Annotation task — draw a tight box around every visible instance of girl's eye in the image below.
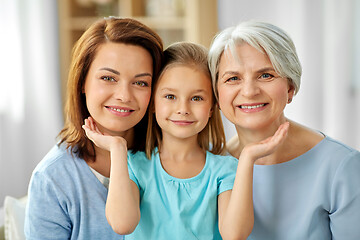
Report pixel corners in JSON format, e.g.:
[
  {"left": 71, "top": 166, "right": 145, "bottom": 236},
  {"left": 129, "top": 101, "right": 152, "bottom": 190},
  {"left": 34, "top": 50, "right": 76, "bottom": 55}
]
[
  {"left": 101, "top": 76, "right": 116, "bottom": 82},
  {"left": 191, "top": 96, "right": 203, "bottom": 101},
  {"left": 165, "top": 94, "right": 175, "bottom": 100},
  {"left": 259, "top": 73, "right": 274, "bottom": 81},
  {"left": 134, "top": 81, "right": 149, "bottom": 87}
]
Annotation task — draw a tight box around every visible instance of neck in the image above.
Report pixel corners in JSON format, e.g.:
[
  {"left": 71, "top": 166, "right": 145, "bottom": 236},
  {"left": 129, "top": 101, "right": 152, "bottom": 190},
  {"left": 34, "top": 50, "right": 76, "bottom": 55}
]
[
  {"left": 235, "top": 118, "right": 291, "bottom": 165},
  {"left": 236, "top": 116, "right": 288, "bottom": 147},
  {"left": 160, "top": 134, "right": 203, "bottom": 162},
  {"left": 159, "top": 133, "right": 206, "bottom": 179},
  {"left": 88, "top": 128, "right": 135, "bottom": 177}
]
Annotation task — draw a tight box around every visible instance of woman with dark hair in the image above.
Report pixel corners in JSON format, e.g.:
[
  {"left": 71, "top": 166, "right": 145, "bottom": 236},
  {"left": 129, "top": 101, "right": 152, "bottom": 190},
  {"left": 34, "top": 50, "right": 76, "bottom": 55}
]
[{"left": 25, "top": 17, "right": 163, "bottom": 239}]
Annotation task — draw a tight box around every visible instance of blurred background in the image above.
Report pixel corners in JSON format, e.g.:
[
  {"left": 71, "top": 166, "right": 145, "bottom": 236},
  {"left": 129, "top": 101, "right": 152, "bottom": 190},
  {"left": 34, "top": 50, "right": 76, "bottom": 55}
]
[{"left": 0, "top": 0, "right": 359, "bottom": 216}]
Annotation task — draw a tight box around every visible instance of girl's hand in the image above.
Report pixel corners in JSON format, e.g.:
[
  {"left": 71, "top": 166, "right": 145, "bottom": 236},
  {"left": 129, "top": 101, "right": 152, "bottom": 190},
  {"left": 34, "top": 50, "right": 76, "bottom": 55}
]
[
  {"left": 241, "top": 122, "right": 290, "bottom": 162},
  {"left": 82, "top": 117, "right": 127, "bottom": 152}
]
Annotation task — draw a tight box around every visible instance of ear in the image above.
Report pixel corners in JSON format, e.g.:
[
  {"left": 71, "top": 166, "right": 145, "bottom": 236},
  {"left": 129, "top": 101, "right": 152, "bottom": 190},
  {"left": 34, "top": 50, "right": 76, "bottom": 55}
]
[
  {"left": 287, "top": 84, "right": 295, "bottom": 104},
  {"left": 209, "top": 108, "right": 213, "bottom": 117},
  {"left": 207, "top": 104, "right": 214, "bottom": 118}
]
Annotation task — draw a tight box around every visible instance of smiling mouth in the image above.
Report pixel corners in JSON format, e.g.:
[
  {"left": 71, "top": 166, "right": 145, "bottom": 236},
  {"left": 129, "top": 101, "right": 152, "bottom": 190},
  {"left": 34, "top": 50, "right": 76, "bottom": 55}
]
[
  {"left": 107, "top": 106, "right": 134, "bottom": 113},
  {"left": 170, "top": 120, "right": 195, "bottom": 125},
  {"left": 239, "top": 103, "right": 267, "bottom": 109}
]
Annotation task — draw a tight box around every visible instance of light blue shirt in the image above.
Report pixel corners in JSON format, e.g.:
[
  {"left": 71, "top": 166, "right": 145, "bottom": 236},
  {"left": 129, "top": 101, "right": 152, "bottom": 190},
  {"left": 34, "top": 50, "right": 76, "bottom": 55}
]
[
  {"left": 248, "top": 136, "right": 360, "bottom": 240},
  {"left": 126, "top": 150, "right": 238, "bottom": 240},
  {"left": 25, "top": 144, "right": 124, "bottom": 240}
]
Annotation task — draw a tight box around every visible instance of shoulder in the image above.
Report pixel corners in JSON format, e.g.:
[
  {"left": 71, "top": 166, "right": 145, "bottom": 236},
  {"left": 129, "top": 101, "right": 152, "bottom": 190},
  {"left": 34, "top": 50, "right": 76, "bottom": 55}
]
[
  {"left": 320, "top": 137, "right": 360, "bottom": 162},
  {"left": 316, "top": 136, "right": 358, "bottom": 155},
  {"left": 127, "top": 150, "right": 153, "bottom": 174},
  {"left": 128, "top": 150, "right": 150, "bottom": 165},
  {"left": 34, "top": 144, "right": 75, "bottom": 173},
  {"left": 28, "top": 144, "right": 89, "bottom": 200},
  {"left": 31, "top": 144, "right": 86, "bottom": 185},
  {"left": 304, "top": 136, "right": 360, "bottom": 179},
  {"left": 206, "top": 151, "right": 238, "bottom": 170},
  {"left": 225, "top": 135, "right": 240, "bottom": 158}
]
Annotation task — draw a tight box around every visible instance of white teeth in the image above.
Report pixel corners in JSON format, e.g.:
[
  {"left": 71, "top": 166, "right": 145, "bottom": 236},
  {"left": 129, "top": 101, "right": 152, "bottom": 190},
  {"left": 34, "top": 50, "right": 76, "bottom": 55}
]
[
  {"left": 240, "top": 104, "right": 265, "bottom": 109},
  {"left": 109, "top": 107, "right": 131, "bottom": 112}
]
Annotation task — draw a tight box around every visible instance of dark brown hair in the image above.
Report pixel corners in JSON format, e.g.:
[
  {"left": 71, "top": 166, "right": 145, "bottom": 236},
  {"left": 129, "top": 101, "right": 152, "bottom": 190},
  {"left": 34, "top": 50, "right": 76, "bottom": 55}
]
[{"left": 58, "top": 17, "right": 163, "bottom": 161}]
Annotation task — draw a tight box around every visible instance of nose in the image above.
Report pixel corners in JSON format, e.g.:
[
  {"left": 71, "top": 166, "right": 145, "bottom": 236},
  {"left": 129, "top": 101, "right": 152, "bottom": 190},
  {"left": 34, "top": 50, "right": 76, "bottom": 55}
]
[
  {"left": 114, "top": 82, "right": 132, "bottom": 102},
  {"left": 177, "top": 100, "right": 190, "bottom": 115},
  {"left": 241, "top": 79, "right": 260, "bottom": 97}
]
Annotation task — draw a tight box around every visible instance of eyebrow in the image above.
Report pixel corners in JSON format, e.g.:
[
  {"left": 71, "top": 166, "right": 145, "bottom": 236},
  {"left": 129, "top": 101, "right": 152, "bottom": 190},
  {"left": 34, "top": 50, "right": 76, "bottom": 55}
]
[
  {"left": 255, "top": 67, "right": 276, "bottom": 73},
  {"left": 135, "top": 73, "right": 152, "bottom": 78},
  {"left": 99, "top": 67, "right": 120, "bottom": 75},
  {"left": 99, "top": 68, "right": 152, "bottom": 78},
  {"left": 220, "top": 67, "right": 276, "bottom": 79},
  {"left": 220, "top": 71, "right": 239, "bottom": 79},
  {"left": 160, "top": 87, "right": 207, "bottom": 93}
]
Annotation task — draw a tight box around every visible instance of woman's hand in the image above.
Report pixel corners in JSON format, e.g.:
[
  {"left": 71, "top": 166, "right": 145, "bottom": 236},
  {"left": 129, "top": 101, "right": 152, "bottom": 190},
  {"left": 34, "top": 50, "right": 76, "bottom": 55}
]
[
  {"left": 218, "top": 122, "right": 290, "bottom": 239},
  {"left": 82, "top": 117, "right": 127, "bottom": 152},
  {"left": 241, "top": 122, "right": 290, "bottom": 162}
]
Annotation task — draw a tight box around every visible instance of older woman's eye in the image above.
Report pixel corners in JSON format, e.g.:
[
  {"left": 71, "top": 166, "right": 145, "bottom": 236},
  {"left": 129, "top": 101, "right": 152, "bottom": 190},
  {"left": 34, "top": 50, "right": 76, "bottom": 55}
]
[
  {"left": 225, "top": 76, "right": 239, "bottom": 83},
  {"left": 259, "top": 73, "right": 274, "bottom": 80}
]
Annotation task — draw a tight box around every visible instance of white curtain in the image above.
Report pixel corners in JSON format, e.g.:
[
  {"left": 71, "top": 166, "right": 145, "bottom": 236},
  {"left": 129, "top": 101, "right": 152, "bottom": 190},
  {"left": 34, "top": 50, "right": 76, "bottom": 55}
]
[
  {"left": 0, "top": 0, "right": 63, "bottom": 204},
  {"left": 218, "top": 0, "right": 360, "bottom": 150}
]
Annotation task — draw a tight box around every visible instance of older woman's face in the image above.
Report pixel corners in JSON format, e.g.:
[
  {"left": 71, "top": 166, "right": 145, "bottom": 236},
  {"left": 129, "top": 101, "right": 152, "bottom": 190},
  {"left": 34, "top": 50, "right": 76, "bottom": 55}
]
[{"left": 217, "top": 43, "right": 294, "bottom": 131}]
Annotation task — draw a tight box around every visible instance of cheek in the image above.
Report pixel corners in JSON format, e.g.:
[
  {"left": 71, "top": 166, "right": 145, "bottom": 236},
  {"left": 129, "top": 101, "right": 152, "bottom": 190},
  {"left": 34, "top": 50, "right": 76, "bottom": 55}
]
[
  {"left": 84, "top": 84, "right": 106, "bottom": 109},
  {"left": 217, "top": 86, "right": 233, "bottom": 109},
  {"left": 154, "top": 98, "right": 167, "bottom": 119},
  {"left": 272, "top": 84, "right": 290, "bottom": 103},
  {"left": 137, "top": 90, "right": 152, "bottom": 109},
  {"left": 84, "top": 79, "right": 106, "bottom": 98}
]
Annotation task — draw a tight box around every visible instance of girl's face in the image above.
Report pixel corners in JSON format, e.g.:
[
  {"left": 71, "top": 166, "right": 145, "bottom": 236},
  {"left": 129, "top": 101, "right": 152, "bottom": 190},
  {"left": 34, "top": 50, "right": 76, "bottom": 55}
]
[
  {"left": 154, "top": 65, "right": 213, "bottom": 141},
  {"left": 217, "top": 43, "right": 294, "bottom": 132},
  {"left": 84, "top": 42, "right": 153, "bottom": 136}
]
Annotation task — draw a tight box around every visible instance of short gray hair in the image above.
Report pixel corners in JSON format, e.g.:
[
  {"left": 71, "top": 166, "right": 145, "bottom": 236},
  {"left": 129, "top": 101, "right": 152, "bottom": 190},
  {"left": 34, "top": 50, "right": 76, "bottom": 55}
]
[{"left": 208, "top": 21, "right": 302, "bottom": 99}]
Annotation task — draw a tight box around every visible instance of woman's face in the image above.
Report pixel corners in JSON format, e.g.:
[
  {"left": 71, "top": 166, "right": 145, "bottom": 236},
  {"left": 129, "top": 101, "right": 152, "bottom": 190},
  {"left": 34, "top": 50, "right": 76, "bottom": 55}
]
[
  {"left": 217, "top": 43, "right": 294, "bottom": 131},
  {"left": 84, "top": 42, "right": 153, "bottom": 136}
]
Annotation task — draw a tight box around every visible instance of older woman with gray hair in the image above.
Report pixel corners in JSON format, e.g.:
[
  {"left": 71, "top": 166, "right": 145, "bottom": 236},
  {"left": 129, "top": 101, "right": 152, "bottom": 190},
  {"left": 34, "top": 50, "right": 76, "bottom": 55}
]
[{"left": 208, "top": 21, "right": 360, "bottom": 240}]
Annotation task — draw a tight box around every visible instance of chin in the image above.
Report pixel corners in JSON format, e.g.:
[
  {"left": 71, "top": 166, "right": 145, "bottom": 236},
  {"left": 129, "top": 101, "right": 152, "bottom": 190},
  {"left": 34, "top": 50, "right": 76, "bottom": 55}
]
[{"left": 235, "top": 121, "right": 271, "bottom": 131}]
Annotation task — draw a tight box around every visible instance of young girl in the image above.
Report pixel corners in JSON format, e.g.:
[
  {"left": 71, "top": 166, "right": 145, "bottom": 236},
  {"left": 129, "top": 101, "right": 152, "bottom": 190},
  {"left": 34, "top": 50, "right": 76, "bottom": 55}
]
[{"left": 83, "top": 42, "right": 289, "bottom": 239}]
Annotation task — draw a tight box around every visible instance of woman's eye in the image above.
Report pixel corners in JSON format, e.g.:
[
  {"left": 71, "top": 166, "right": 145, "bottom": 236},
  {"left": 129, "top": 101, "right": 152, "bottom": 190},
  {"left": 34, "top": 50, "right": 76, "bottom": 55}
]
[
  {"left": 259, "top": 73, "right": 274, "bottom": 80},
  {"left": 191, "top": 96, "right": 203, "bottom": 101},
  {"left": 165, "top": 94, "right": 175, "bottom": 100},
  {"left": 134, "top": 81, "right": 149, "bottom": 87},
  {"left": 225, "top": 76, "right": 239, "bottom": 83},
  {"left": 101, "top": 76, "right": 116, "bottom": 82}
]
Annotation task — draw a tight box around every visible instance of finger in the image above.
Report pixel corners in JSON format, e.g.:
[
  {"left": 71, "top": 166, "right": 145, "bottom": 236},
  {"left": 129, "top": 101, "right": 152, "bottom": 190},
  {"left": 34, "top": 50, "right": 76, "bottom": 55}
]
[
  {"left": 94, "top": 122, "right": 102, "bottom": 135},
  {"left": 270, "top": 122, "right": 289, "bottom": 145},
  {"left": 89, "top": 117, "right": 94, "bottom": 129},
  {"left": 84, "top": 118, "right": 89, "bottom": 128},
  {"left": 82, "top": 125, "right": 93, "bottom": 140}
]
